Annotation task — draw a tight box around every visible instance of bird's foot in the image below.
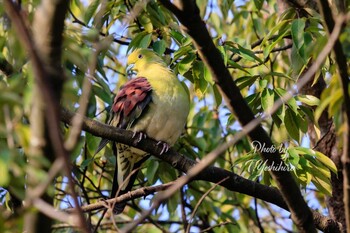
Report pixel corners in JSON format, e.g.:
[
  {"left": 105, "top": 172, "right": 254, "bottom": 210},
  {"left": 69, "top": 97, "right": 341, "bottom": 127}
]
[
  {"left": 157, "top": 141, "right": 170, "bottom": 155},
  {"left": 132, "top": 131, "right": 147, "bottom": 144}
]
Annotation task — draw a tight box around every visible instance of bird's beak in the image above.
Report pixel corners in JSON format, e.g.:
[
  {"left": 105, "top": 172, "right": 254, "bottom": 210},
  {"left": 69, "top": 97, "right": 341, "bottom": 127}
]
[{"left": 126, "top": 64, "right": 136, "bottom": 77}]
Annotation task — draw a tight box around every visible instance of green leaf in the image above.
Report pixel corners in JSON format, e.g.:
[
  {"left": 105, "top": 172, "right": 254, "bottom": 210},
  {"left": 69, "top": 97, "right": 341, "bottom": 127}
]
[
  {"left": 170, "top": 29, "right": 185, "bottom": 45},
  {"left": 139, "top": 14, "right": 153, "bottom": 33},
  {"left": 139, "top": 33, "right": 152, "bottom": 48},
  {"left": 294, "top": 147, "right": 312, "bottom": 155},
  {"left": 314, "top": 91, "right": 335, "bottom": 123},
  {"left": 80, "top": 158, "right": 94, "bottom": 170},
  {"left": 312, "top": 175, "right": 332, "bottom": 196},
  {"left": 269, "top": 72, "right": 294, "bottom": 81},
  {"left": 259, "top": 79, "right": 268, "bottom": 89},
  {"left": 253, "top": 0, "right": 264, "bottom": 11},
  {"left": 153, "top": 40, "right": 166, "bottom": 55},
  {"left": 173, "top": 46, "right": 193, "bottom": 62},
  {"left": 296, "top": 95, "right": 320, "bottom": 106},
  {"left": 261, "top": 20, "right": 290, "bottom": 46},
  {"left": 84, "top": 0, "right": 100, "bottom": 24},
  {"left": 86, "top": 133, "right": 99, "bottom": 155},
  {"left": 146, "top": 160, "right": 159, "bottom": 184},
  {"left": 177, "top": 53, "right": 196, "bottom": 75},
  {"left": 314, "top": 151, "right": 337, "bottom": 174},
  {"left": 261, "top": 88, "right": 274, "bottom": 113},
  {"left": 227, "top": 59, "right": 250, "bottom": 74},
  {"left": 192, "top": 61, "right": 213, "bottom": 84},
  {"left": 236, "top": 44, "right": 263, "bottom": 63},
  {"left": 291, "top": 19, "right": 305, "bottom": 50},
  {"left": 235, "top": 75, "right": 259, "bottom": 90},
  {"left": 274, "top": 88, "right": 299, "bottom": 113},
  {"left": 127, "top": 31, "right": 150, "bottom": 53},
  {"left": 212, "top": 84, "right": 223, "bottom": 107},
  {"left": 193, "top": 72, "right": 208, "bottom": 98},
  {"left": 217, "top": 45, "right": 228, "bottom": 66},
  {"left": 284, "top": 107, "right": 300, "bottom": 142},
  {"left": 0, "top": 92, "right": 21, "bottom": 106},
  {"left": 279, "top": 7, "right": 296, "bottom": 22},
  {"left": 234, "top": 152, "right": 259, "bottom": 166},
  {"left": 306, "top": 156, "right": 331, "bottom": 179},
  {"left": 296, "top": 113, "right": 308, "bottom": 133},
  {"left": 275, "top": 98, "right": 285, "bottom": 122},
  {"left": 286, "top": 148, "right": 300, "bottom": 167},
  {"left": 92, "top": 83, "right": 112, "bottom": 104},
  {"left": 0, "top": 150, "right": 10, "bottom": 186},
  {"left": 296, "top": 157, "right": 313, "bottom": 185},
  {"left": 167, "top": 193, "right": 179, "bottom": 214}
]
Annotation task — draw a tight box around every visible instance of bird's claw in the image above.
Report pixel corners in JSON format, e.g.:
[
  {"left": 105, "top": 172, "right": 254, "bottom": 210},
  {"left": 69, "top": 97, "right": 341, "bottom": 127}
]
[
  {"left": 132, "top": 131, "right": 146, "bottom": 144},
  {"left": 157, "top": 141, "right": 170, "bottom": 155}
]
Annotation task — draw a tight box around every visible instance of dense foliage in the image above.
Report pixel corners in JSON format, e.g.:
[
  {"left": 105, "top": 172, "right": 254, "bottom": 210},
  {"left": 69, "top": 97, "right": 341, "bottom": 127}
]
[{"left": 0, "top": 0, "right": 349, "bottom": 232}]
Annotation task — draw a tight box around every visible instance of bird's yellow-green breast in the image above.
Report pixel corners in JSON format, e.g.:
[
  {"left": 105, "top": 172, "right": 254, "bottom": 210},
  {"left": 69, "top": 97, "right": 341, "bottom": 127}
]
[{"left": 127, "top": 49, "right": 190, "bottom": 145}]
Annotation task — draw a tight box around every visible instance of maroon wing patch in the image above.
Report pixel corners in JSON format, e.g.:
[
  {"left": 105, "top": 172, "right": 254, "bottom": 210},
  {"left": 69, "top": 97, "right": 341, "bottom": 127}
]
[{"left": 111, "top": 77, "right": 152, "bottom": 129}]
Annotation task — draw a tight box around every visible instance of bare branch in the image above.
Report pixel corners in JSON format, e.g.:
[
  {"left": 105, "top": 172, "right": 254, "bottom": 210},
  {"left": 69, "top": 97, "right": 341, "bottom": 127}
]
[
  {"left": 185, "top": 177, "right": 229, "bottom": 233},
  {"left": 66, "top": 181, "right": 175, "bottom": 213},
  {"left": 32, "top": 198, "right": 80, "bottom": 227}
]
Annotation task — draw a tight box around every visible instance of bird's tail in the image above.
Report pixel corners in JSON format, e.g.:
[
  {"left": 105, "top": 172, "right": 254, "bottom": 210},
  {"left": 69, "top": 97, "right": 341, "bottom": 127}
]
[
  {"left": 110, "top": 162, "right": 137, "bottom": 214},
  {"left": 113, "top": 204, "right": 126, "bottom": 214},
  {"left": 110, "top": 143, "right": 150, "bottom": 214}
]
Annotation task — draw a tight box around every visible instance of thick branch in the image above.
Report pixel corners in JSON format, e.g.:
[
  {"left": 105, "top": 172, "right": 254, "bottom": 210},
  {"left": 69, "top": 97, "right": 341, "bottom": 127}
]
[
  {"left": 316, "top": 1, "right": 350, "bottom": 231},
  {"left": 159, "top": 1, "right": 316, "bottom": 232},
  {"left": 60, "top": 108, "right": 341, "bottom": 233}
]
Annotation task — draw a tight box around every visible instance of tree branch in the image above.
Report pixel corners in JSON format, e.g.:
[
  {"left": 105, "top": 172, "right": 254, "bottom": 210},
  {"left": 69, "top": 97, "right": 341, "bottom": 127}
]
[
  {"left": 3, "top": 1, "right": 89, "bottom": 232},
  {"left": 159, "top": 0, "right": 316, "bottom": 232},
  {"left": 66, "top": 181, "right": 175, "bottom": 213},
  {"left": 316, "top": 2, "right": 350, "bottom": 231},
  {"left": 60, "top": 108, "right": 341, "bottom": 233}
]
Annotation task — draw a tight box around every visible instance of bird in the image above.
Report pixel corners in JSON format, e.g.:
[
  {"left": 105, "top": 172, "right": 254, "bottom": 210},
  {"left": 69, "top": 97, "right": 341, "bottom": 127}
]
[{"left": 96, "top": 48, "right": 190, "bottom": 214}]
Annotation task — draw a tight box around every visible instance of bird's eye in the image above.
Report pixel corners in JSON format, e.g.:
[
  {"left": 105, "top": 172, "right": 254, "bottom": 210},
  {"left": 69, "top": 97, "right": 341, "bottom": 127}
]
[{"left": 138, "top": 54, "right": 143, "bottom": 59}]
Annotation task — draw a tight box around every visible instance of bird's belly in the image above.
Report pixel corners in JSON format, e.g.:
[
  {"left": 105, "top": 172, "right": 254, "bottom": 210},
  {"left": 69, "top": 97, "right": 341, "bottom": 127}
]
[{"left": 132, "top": 102, "right": 186, "bottom": 145}]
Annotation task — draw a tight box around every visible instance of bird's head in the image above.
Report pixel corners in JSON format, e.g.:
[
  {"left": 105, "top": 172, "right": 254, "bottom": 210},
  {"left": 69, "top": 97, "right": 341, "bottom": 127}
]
[{"left": 127, "top": 49, "right": 166, "bottom": 74}]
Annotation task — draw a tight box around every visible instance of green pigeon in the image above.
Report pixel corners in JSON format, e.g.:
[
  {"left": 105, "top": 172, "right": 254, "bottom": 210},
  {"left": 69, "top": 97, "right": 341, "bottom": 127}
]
[{"left": 96, "top": 49, "right": 190, "bottom": 214}]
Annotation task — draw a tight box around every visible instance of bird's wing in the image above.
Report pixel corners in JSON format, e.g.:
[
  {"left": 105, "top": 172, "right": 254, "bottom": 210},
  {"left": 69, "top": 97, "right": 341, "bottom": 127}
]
[
  {"left": 95, "top": 77, "right": 153, "bottom": 214},
  {"left": 110, "top": 77, "right": 152, "bottom": 129},
  {"left": 95, "top": 77, "right": 152, "bottom": 154}
]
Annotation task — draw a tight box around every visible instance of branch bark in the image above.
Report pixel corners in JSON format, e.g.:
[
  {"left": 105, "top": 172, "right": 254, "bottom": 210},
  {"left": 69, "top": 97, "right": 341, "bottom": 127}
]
[
  {"left": 159, "top": 1, "right": 316, "bottom": 232},
  {"left": 316, "top": 1, "right": 350, "bottom": 232},
  {"left": 278, "top": 0, "right": 346, "bottom": 230},
  {"left": 60, "top": 108, "right": 341, "bottom": 233},
  {"left": 66, "top": 181, "right": 175, "bottom": 213}
]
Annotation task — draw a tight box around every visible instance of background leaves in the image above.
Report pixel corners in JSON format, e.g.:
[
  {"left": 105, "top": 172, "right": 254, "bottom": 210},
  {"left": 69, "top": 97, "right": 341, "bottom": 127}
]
[{"left": 0, "top": 0, "right": 348, "bottom": 232}]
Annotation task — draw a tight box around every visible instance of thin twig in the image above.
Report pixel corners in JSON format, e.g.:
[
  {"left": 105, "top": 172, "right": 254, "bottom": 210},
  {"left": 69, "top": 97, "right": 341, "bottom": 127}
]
[
  {"left": 32, "top": 198, "right": 79, "bottom": 226},
  {"left": 65, "top": 181, "right": 175, "bottom": 213},
  {"left": 185, "top": 177, "right": 229, "bottom": 233}
]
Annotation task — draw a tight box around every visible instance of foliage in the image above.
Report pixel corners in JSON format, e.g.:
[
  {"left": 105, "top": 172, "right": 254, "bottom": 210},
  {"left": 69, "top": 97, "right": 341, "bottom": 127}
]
[{"left": 0, "top": 0, "right": 348, "bottom": 232}]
